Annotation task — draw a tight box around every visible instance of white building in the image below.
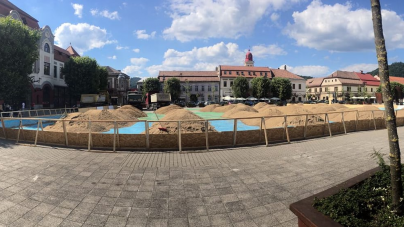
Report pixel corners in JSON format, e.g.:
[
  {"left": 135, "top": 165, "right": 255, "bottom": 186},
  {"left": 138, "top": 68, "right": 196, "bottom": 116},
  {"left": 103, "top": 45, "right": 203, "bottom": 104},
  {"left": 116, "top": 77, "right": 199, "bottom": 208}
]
[{"left": 158, "top": 71, "right": 220, "bottom": 102}]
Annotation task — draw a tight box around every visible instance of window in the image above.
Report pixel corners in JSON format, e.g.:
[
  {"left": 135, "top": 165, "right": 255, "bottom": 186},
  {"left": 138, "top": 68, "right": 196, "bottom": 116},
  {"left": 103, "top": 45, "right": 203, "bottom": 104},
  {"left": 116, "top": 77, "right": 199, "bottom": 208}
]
[
  {"left": 195, "top": 85, "right": 198, "bottom": 91},
  {"left": 59, "top": 63, "right": 64, "bottom": 79},
  {"left": 299, "top": 84, "right": 301, "bottom": 89},
  {"left": 320, "top": 88, "right": 322, "bottom": 92},
  {"left": 371, "top": 88, "right": 373, "bottom": 92},
  {"left": 202, "top": 86, "right": 205, "bottom": 91},
  {"left": 182, "top": 86, "right": 185, "bottom": 92},
  {"left": 241, "top": 72, "right": 244, "bottom": 75},
  {"left": 229, "top": 71, "right": 232, "bottom": 75},
  {"left": 309, "top": 88, "right": 311, "bottom": 92},
  {"left": 358, "top": 87, "right": 362, "bottom": 92},
  {"left": 334, "top": 87, "right": 338, "bottom": 92},
  {"left": 347, "top": 86, "right": 351, "bottom": 92},
  {"left": 230, "top": 81, "right": 234, "bottom": 87},
  {"left": 325, "top": 87, "right": 328, "bottom": 92},
  {"left": 292, "top": 84, "right": 295, "bottom": 89},
  {"left": 237, "top": 72, "right": 239, "bottom": 75},
  {"left": 248, "top": 72, "right": 251, "bottom": 75},
  {"left": 215, "top": 85, "right": 218, "bottom": 91},
  {"left": 260, "top": 72, "right": 262, "bottom": 76},
  {"left": 315, "top": 88, "right": 317, "bottom": 92},
  {"left": 22, "top": 17, "right": 27, "bottom": 25},
  {"left": 253, "top": 72, "right": 256, "bottom": 76},
  {"left": 53, "top": 65, "right": 57, "bottom": 78},
  {"left": 190, "top": 85, "right": 192, "bottom": 91},
  {"left": 265, "top": 72, "right": 267, "bottom": 76},
  {"left": 208, "top": 86, "right": 211, "bottom": 92},
  {"left": 224, "top": 71, "right": 227, "bottom": 75},
  {"left": 44, "top": 43, "right": 50, "bottom": 53},
  {"left": 224, "top": 81, "right": 227, "bottom": 87},
  {"left": 44, "top": 62, "right": 50, "bottom": 75}
]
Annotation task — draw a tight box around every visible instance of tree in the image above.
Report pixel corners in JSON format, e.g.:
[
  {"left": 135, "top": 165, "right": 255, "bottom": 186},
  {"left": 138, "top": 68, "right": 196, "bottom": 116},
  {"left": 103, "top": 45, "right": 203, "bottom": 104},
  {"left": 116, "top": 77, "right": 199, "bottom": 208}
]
[
  {"left": 368, "top": 62, "right": 404, "bottom": 77},
  {"left": 251, "top": 77, "right": 270, "bottom": 99},
  {"left": 163, "top": 77, "right": 181, "bottom": 101},
  {"left": 0, "top": 16, "right": 40, "bottom": 108},
  {"left": 143, "top": 78, "right": 160, "bottom": 96},
  {"left": 63, "top": 56, "right": 100, "bottom": 101},
  {"left": 98, "top": 66, "right": 108, "bottom": 90},
  {"left": 232, "top": 76, "right": 249, "bottom": 98},
  {"left": 270, "top": 77, "right": 292, "bottom": 101},
  {"left": 211, "top": 83, "right": 217, "bottom": 102},
  {"left": 184, "top": 79, "right": 191, "bottom": 102},
  {"left": 377, "top": 82, "right": 404, "bottom": 102},
  {"left": 371, "top": 0, "right": 403, "bottom": 215}
]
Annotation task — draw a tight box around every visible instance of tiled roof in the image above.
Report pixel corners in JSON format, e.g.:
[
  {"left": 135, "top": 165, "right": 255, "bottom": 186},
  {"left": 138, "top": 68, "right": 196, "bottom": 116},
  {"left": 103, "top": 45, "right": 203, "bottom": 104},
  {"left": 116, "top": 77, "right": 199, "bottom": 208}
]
[
  {"left": 306, "top": 77, "right": 324, "bottom": 87},
  {"left": 326, "top": 70, "right": 360, "bottom": 80},
  {"left": 53, "top": 45, "right": 71, "bottom": 63},
  {"left": 0, "top": 0, "right": 39, "bottom": 29},
  {"left": 271, "top": 69, "right": 304, "bottom": 80},
  {"left": 158, "top": 76, "right": 219, "bottom": 82},
  {"left": 104, "top": 66, "right": 124, "bottom": 76},
  {"left": 390, "top": 76, "right": 404, "bottom": 85},
  {"left": 338, "top": 78, "right": 364, "bottom": 85},
  {"left": 158, "top": 71, "right": 217, "bottom": 77},
  {"left": 355, "top": 72, "right": 380, "bottom": 86},
  {"left": 66, "top": 46, "right": 80, "bottom": 57},
  {"left": 220, "top": 65, "right": 271, "bottom": 72}
]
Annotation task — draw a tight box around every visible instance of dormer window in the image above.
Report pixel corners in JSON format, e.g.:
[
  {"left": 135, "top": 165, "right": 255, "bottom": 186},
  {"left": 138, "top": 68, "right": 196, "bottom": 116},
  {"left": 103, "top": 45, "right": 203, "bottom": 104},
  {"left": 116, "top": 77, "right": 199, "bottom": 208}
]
[{"left": 44, "top": 43, "right": 50, "bottom": 53}]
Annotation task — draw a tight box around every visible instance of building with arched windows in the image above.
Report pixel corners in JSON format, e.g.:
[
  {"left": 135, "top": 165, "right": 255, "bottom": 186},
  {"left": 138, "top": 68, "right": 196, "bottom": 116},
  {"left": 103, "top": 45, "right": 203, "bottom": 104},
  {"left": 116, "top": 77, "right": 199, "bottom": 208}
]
[{"left": 0, "top": 0, "right": 80, "bottom": 109}]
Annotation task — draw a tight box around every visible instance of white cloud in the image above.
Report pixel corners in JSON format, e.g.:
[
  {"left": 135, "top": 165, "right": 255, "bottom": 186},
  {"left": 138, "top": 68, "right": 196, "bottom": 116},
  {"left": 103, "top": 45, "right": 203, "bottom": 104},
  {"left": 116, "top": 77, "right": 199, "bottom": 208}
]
[
  {"left": 284, "top": 0, "right": 404, "bottom": 51},
  {"left": 251, "top": 44, "right": 287, "bottom": 58},
  {"left": 132, "top": 48, "right": 140, "bottom": 53},
  {"left": 146, "top": 42, "right": 245, "bottom": 76},
  {"left": 116, "top": 45, "right": 129, "bottom": 50},
  {"left": 163, "top": 0, "right": 304, "bottom": 42},
  {"left": 90, "top": 9, "right": 120, "bottom": 20},
  {"left": 135, "top": 30, "right": 156, "bottom": 39},
  {"left": 280, "top": 64, "right": 330, "bottom": 77},
  {"left": 71, "top": 3, "right": 83, "bottom": 18},
  {"left": 340, "top": 63, "right": 378, "bottom": 73},
  {"left": 108, "top": 55, "right": 117, "bottom": 60},
  {"left": 130, "top": 57, "right": 149, "bottom": 65},
  {"left": 270, "top": 13, "right": 280, "bottom": 22},
  {"left": 122, "top": 65, "right": 143, "bottom": 76},
  {"left": 54, "top": 23, "right": 117, "bottom": 55}
]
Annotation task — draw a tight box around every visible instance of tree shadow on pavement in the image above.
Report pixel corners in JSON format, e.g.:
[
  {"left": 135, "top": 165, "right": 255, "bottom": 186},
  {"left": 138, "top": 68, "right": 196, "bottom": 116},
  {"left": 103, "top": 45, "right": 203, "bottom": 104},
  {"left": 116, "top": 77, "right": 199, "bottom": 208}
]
[{"left": 0, "top": 139, "right": 15, "bottom": 148}]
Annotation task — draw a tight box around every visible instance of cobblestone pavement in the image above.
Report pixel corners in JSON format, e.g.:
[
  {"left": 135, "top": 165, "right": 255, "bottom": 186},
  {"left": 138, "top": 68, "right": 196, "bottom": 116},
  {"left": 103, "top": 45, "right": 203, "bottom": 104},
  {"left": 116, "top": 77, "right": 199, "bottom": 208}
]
[{"left": 0, "top": 128, "right": 401, "bottom": 227}]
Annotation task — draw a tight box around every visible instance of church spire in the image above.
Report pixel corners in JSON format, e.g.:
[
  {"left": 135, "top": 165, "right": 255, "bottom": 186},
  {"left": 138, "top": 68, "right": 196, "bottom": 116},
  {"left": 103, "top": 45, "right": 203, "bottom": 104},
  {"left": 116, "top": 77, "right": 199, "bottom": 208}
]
[{"left": 244, "top": 49, "right": 254, "bottom": 67}]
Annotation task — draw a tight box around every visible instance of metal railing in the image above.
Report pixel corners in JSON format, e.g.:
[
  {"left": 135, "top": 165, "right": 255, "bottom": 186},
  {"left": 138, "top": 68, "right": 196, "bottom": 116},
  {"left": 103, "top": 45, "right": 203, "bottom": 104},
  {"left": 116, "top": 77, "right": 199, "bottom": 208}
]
[{"left": 0, "top": 108, "right": 398, "bottom": 152}]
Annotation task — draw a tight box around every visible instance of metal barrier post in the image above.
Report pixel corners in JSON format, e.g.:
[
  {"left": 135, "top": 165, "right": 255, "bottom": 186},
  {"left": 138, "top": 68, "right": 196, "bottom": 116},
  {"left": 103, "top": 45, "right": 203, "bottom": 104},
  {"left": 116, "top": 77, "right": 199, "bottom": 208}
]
[
  {"left": 262, "top": 117, "right": 268, "bottom": 146},
  {"left": 355, "top": 110, "right": 359, "bottom": 131},
  {"left": 117, "top": 122, "right": 120, "bottom": 148},
  {"left": 178, "top": 121, "right": 182, "bottom": 152},
  {"left": 88, "top": 121, "right": 92, "bottom": 151},
  {"left": 233, "top": 119, "right": 237, "bottom": 146},
  {"left": 62, "top": 120, "right": 68, "bottom": 146},
  {"left": 259, "top": 117, "right": 263, "bottom": 141},
  {"left": 114, "top": 121, "right": 118, "bottom": 152},
  {"left": 304, "top": 114, "right": 308, "bottom": 139},
  {"left": 326, "top": 113, "right": 332, "bottom": 137},
  {"left": 205, "top": 120, "right": 209, "bottom": 151},
  {"left": 145, "top": 121, "right": 149, "bottom": 150},
  {"left": 16, "top": 119, "right": 22, "bottom": 143},
  {"left": 342, "top": 112, "right": 347, "bottom": 134},
  {"left": 284, "top": 116, "right": 290, "bottom": 143}
]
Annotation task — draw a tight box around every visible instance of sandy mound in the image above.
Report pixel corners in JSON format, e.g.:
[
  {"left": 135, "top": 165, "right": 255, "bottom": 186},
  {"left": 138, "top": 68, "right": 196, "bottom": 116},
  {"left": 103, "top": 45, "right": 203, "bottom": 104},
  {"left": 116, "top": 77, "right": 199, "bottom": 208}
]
[
  {"left": 212, "top": 104, "right": 236, "bottom": 113},
  {"left": 253, "top": 102, "right": 268, "bottom": 110},
  {"left": 155, "top": 104, "right": 183, "bottom": 114},
  {"left": 148, "top": 109, "right": 216, "bottom": 134},
  {"left": 222, "top": 103, "right": 258, "bottom": 118},
  {"left": 46, "top": 108, "right": 144, "bottom": 132},
  {"left": 200, "top": 104, "right": 220, "bottom": 112}
]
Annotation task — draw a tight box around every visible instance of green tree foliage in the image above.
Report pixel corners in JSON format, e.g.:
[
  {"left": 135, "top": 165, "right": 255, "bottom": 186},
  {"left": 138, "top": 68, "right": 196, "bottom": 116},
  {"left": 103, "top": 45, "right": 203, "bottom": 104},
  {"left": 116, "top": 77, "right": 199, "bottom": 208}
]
[
  {"left": 368, "top": 62, "right": 404, "bottom": 77},
  {"left": 376, "top": 82, "right": 404, "bottom": 101},
  {"left": 251, "top": 77, "right": 270, "bottom": 99},
  {"left": 98, "top": 66, "right": 108, "bottom": 90},
  {"left": 232, "top": 76, "right": 249, "bottom": 98},
  {"left": 270, "top": 77, "right": 292, "bottom": 100},
  {"left": 163, "top": 77, "right": 181, "bottom": 101},
  {"left": 63, "top": 56, "right": 100, "bottom": 101},
  {"left": 0, "top": 16, "right": 40, "bottom": 107},
  {"left": 143, "top": 78, "right": 160, "bottom": 95},
  {"left": 299, "top": 75, "right": 314, "bottom": 80}
]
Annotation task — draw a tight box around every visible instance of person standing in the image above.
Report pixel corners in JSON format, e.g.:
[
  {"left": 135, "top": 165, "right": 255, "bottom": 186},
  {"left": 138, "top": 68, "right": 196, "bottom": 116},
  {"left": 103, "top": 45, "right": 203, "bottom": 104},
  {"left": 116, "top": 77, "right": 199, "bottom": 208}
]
[{"left": 22, "top": 102, "right": 25, "bottom": 110}]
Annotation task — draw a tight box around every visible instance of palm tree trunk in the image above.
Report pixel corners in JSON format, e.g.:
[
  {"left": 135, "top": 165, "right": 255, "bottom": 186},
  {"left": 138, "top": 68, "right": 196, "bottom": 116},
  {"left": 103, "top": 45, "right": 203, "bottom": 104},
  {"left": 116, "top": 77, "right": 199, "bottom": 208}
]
[{"left": 371, "top": 0, "right": 403, "bottom": 215}]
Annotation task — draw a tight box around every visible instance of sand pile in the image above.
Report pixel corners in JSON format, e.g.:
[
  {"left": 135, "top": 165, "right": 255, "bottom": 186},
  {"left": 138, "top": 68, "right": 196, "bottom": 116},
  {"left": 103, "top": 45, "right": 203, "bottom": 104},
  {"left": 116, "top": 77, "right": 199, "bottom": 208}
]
[
  {"left": 222, "top": 104, "right": 258, "bottom": 118},
  {"left": 212, "top": 104, "right": 236, "bottom": 113},
  {"left": 155, "top": 104, "right": 183, "bottom": 114},
  {"left": 253, "top": 102, "right": 269, "bottom": 110},
  {"left": 200, "top": 104, "right": 220, "bottom": 112},
  {"left": 148, "top": 109, "right": 216, "bottom": 134},
  {"left": 46, "top": 107, "right": 145, "bottom": 132}
]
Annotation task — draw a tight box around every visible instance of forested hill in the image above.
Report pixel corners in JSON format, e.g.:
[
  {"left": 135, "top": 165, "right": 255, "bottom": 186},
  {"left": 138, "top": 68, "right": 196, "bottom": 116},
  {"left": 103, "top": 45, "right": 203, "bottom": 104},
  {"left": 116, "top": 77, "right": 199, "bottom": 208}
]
[{"left": 367, "top": 62, "right": 404, "bottom": 77}]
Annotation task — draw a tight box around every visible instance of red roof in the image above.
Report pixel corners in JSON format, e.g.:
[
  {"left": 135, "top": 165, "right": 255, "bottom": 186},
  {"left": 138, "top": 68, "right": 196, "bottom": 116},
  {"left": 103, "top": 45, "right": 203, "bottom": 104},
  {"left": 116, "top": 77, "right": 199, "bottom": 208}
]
[
  {"left": 271, "top": 69, "right": 304, "bottom": 80},
  {"left": 355, "top": 72, "right": 380, "bottom": 86},
  {"left": 390, "top": 76, "right": 404, "bottom": 85},
  {"left": 306, "top": 77, "right": 324, "bottom": 87},
  {"left": 0, "top": 0, "right": 39, "bottom": 29},
  {"left": 66, "top": 46, "right": 80, "bottom": 57},
  {"left": 54, "top": 45, "right": 71, "bottom": 63},
  {"left": 326, "top": 71, "right": 360, "bottom": 80}
]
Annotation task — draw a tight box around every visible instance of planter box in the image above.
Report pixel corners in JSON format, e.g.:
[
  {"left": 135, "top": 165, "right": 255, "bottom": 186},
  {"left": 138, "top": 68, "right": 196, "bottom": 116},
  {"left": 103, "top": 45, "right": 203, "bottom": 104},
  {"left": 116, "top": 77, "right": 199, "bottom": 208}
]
[{"left": 289, "top": 167, "right": 380, "bottom": 227}]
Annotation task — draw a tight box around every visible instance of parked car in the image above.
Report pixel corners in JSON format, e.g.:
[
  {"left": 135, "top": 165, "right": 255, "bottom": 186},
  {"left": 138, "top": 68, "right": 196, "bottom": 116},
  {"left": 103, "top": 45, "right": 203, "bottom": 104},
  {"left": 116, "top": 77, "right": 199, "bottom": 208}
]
[
  {"left": 244, "top": 100, "right": 254, "bottom": 106},
  {"left": 317, "top": 100, "right": 327, "bottom": 104},
  {"left": 186, "top": 101, "right": 197, "bottom": 107},
  {"left": 338, "top": 100, "right": 346, "bottom": 104},
  {"left": 304, "top": 100, "right": 316, "bottom": 104},
  {"left": 204, "top": 101, "right": 216, "bottom": 106}
]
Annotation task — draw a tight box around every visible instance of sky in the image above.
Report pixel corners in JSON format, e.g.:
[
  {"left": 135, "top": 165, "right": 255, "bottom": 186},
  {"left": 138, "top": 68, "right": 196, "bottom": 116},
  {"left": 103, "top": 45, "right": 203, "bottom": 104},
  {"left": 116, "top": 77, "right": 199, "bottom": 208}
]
[{"left": 12, "top": 0, "right": 404, "bottom": 78}]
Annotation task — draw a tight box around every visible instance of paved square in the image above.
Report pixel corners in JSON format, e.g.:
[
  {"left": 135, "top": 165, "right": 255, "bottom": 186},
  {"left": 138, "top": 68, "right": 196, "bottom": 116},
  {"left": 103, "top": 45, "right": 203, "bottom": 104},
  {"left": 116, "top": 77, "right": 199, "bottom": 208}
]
[{"left": 0, "top": 127, "right": 401, "bottom": 226}]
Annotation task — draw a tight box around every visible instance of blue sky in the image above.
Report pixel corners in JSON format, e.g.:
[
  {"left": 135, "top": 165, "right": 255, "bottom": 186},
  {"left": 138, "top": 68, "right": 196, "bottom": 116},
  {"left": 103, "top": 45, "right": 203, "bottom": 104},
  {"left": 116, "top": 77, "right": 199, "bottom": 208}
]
[{"left": 12, "top": 0, "right": 404, "bottom": 78}]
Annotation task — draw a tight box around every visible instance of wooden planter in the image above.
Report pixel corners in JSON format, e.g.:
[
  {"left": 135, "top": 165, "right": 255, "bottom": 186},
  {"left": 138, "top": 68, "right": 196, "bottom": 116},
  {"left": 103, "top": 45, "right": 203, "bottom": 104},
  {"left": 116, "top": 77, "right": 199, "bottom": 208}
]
[{"left": 289, "top": 167, "right": 380, "bottom": 227}]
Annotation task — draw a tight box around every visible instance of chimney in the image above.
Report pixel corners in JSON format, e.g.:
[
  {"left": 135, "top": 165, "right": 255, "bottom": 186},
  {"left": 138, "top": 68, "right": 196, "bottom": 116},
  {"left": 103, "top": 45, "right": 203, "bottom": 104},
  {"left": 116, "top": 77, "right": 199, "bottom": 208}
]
[
  {"left": 360, "top": 70, "right": 363, "bottom": 74},
  {"left": 284, "top": 65, "right": 287, "bottom": 70}
]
